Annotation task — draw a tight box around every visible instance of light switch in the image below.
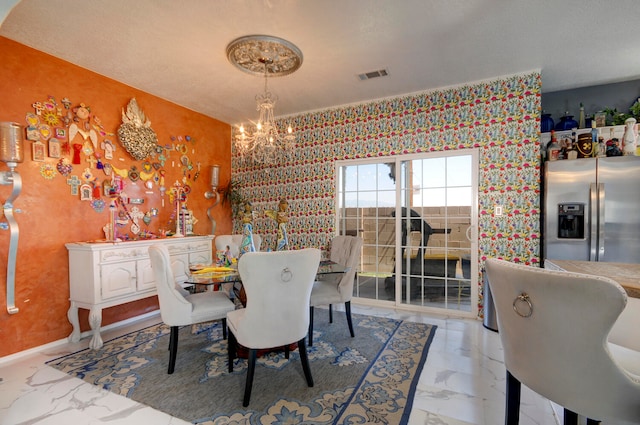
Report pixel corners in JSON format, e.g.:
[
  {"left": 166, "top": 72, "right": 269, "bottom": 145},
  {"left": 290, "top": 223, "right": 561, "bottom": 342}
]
[{"left": 495, "top": 205, "right": 503, "bottom": 216}]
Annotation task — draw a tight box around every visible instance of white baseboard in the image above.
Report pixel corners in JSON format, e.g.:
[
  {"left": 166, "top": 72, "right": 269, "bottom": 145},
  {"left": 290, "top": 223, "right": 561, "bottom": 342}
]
[{"left": 0, "top": 310, "right": 160, "bottom": 366}]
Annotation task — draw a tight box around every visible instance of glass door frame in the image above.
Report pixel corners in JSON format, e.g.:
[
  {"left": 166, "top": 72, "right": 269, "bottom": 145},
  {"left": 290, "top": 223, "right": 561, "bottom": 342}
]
[{"left": 335, "top": 149, "right": 479, "bottom": 318}]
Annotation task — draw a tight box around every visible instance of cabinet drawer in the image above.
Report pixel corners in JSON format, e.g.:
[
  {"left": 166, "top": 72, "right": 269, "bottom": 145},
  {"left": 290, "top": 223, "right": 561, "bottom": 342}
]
[
  {"left": 171, "top": 253, "right": 190, "bottom": 284},
  {"left": 136, "top": 259, "right": 156, "bottom": 292},
  {"left": 101, "top": 248, "right": 147, "bottom": 263},
  {"left": 189, "top": 250, "right": 211, "bottom": 265},
  {"left": 101, "top": 262, "right": 137, "bottom": 299}
]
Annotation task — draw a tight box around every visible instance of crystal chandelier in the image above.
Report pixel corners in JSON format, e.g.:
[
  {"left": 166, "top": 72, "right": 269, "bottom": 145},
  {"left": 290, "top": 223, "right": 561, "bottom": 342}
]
[
  {"left": 227, "top": 35, "right": 303, "bottom": 165},
  {"left": 234, "top": 60, "right": 296, "bottom": 164}
]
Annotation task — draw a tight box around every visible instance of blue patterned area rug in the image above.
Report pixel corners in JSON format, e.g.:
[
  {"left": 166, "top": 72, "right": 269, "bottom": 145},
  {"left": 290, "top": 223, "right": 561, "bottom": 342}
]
[{"left": 47, "top": 310, "right": 436, "bottom": 424}]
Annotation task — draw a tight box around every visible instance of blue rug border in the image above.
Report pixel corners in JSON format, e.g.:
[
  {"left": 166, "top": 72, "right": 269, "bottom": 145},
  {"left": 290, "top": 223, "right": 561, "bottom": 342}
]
[
  {"left": 331, "top": 320, "right": 438, "bottom": 425},
  {"left": 331, "top": 318, "right": 403, "bottom": 424},
  {"left": 400, "top": 323, "right": 437, "bottom": 424}
]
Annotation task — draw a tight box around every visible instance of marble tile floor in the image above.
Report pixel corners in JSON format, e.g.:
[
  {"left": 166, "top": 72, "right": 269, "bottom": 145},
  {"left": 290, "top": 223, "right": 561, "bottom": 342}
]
[{"left": 0, "top": 304, "right": 562, "bottom": 425}]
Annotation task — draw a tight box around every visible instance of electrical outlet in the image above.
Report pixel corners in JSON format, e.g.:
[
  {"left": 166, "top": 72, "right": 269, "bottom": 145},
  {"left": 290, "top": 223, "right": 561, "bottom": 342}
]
[{"left": 495, "top": 205, "right": 503, "bottom": 216}]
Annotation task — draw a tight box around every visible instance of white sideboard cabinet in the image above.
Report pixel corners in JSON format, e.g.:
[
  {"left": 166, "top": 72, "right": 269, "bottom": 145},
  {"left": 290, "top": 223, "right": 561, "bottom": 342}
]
[{"left": 66, "top": 235, "right": 213, "bottom": 349}]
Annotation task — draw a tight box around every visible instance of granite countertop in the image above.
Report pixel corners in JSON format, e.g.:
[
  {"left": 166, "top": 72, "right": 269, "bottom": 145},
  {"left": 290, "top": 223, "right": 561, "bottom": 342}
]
[{"left": 545, "top": 259, "right": 640, "bottom": 299}]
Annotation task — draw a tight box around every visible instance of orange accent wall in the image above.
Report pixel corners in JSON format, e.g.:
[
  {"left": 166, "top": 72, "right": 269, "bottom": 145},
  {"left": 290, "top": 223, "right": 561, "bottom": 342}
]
[{"left": 0, "top": 37, "right": 232, "bottom": 357}]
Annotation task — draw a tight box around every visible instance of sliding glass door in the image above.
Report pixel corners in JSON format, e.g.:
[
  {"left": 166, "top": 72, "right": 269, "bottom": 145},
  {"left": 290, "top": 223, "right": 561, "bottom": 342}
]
[{"left": 336, "top": 150, "right": 478, "bottom": 315}]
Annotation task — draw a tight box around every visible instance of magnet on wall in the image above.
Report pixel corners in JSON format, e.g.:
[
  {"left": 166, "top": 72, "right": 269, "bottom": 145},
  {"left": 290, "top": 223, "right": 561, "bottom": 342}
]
[
  {"left": 92, "top": 199, "right": 105, "bottom": 213},
  {"left": 128, "top": 165, "right": 140, "bottom": 182},
  {"left": 57, "top": 158, "right": 73, "bottom": 176}
]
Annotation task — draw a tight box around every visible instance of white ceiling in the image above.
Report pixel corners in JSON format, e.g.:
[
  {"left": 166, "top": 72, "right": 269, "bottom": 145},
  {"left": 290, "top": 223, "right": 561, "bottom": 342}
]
[{"left": 2, "top": 0, "right": 640, "bottom": 125}]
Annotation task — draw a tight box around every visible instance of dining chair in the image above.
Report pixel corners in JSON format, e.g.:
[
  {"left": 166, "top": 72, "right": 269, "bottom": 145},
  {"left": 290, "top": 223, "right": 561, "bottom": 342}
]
[
  {"left": 226, "top": 248, "right": 321, "bottom": 407},
  {"left": 149, "top": 245, "right": 236, "bottom": 374},
  {"left": 484, "top": 258, "right": 640, "bottom": 425},
  {"left": 308, "top": 235, "right": 363, "bottom": 346},
  {"left": 215, "top": 234, "right": 262, "bottom": 258}
]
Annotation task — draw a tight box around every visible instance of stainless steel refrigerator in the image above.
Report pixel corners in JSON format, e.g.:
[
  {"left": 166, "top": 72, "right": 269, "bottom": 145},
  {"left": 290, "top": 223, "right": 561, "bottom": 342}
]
[{"left": 543, "top": 156, "right": 640, "bottom": 263}]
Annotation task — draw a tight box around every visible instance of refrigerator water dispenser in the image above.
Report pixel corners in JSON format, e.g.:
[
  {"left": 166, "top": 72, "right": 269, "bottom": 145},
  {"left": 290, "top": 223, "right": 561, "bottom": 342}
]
[{"left": 557, "top": 203, "right": 585, "bottom": 239}]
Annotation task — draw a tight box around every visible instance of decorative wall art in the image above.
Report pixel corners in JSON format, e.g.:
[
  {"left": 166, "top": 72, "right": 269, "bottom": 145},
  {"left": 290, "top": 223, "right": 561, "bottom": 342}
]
[
  {"left": 39, "top": 163, "right": 57, "bottom": 180},
  {"left": 57, "top": 158, "right": 73, "bottom": 176},
  {"left": 21, "top": 93, "right": 205, "bottom": 241},
  {"left": 117, "top": 98, "right": 158, "bottom": 161},
  {"left": 48, "top": 139, "right": 61, "bottom": 158},
  {"left": 31, "top": 141, "right": 45, "bottom": 161},
  {"left": 25, "top": 113, "right": 40, "bottom": 140}
]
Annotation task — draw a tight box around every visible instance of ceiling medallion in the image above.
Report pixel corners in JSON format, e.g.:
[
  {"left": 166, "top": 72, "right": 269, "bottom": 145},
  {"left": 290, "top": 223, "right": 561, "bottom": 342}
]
[
  {"left": 227, "top": 35, "right": 302, "bottom": 165},
  {"left": 226, "top": 35, "right": 303, "bottom": 77}
]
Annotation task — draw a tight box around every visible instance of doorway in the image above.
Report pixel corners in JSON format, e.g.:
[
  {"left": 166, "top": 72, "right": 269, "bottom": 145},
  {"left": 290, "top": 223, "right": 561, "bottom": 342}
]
[{"left": 336, "top": 150, "right": 478, "bottom": 315}]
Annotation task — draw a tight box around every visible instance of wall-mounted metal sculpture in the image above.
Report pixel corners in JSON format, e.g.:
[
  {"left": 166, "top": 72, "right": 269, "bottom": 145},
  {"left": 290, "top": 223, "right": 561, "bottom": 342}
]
[{"left": 0, "top": 122, "right": 24, "bottom": 314}]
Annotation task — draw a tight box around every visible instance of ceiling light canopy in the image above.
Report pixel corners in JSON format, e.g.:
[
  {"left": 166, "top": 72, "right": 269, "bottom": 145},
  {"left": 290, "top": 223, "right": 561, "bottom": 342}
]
[{"left": 227, "top": 35, "right": 303, "bottom": 165}]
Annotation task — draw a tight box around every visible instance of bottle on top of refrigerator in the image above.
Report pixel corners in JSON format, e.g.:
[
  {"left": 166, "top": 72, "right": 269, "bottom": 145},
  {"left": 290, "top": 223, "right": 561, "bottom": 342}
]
[
  {"left": 546, "top": 130, "right": 561, "bottom": 161},
  {"left": 591, "top": 121, "right": 599, "bottom": 157},
  {"left": 578, "top": 103, "right": 585, "bottom": 128},
  {"left": 622, "top": 117, "right": 637, "bottom": 156}
]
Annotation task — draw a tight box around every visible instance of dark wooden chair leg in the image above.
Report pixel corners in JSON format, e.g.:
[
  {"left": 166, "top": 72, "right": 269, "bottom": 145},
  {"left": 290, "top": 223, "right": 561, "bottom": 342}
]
[
  {"left": 505, "top": 370, "right": 521, "bottom": 425},
  {"left": 329, "top": 304, "right": 333, "bottom": 323},
  {"left": 308, "top": 306, "right": 314, "bottom": 347},
  {"left": 168, "top": 326, "right": 179, "bottom": 374},
  {"left": 284, "top": 345, "right": 290, "bottom": 359},
  {"left": 221, "top": 318, "right": 227, "bottom": 340},
  {"left": 297, "top": 337, "right": 314, "bottom": 387},
  {"left": 345, "top": 301, "right": 355, "bottom": 337},
  {"left": 168, "top": 326, "right": 175, "bottom": 351},
  {"left": 243, "top": 349, "right": 257, "bottom": 407},
  {"left": 564, "top": 409, "right": 578, "bottom": 425},
  {"left": 228, "top": 332, "right": 236, "bottom": 373}
]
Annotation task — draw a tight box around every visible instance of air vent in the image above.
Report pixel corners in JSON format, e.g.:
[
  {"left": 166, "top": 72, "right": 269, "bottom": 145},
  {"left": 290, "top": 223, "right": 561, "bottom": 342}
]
[{"left": 358, "top": 68, "right": 389, "bottom": 81}]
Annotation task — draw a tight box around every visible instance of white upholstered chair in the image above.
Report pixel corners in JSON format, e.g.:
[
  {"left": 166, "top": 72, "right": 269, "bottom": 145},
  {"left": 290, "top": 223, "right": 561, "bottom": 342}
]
[
  {"left": 226, "top": 248, "right": 321, "bottom": 407},
  {"left": 215, "top": 234, "right": 262, "bottom": 258},
  {"left": 485, "top": 258, "right": 640, "bottom": 425},
  {"left": 149, "top": 245, "right": 236, "bottom": 374},
  {"left": 308, "top": 235, "right": 363, "bottom": 346}
]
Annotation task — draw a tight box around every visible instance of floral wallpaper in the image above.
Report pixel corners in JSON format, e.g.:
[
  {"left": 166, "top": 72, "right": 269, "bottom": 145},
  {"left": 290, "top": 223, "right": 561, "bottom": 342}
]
[{"left": 232, "top": 71, "right": 542, "bottom": 312}]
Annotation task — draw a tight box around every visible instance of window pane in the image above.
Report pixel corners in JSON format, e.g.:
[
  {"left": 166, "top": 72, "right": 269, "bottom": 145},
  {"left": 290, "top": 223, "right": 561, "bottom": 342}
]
[
  {"left": 447, "top": 155, "right": 472, "bottom": 186},
  {"left": 447, "top": 187, "right": 472, "bottom": 206},
  {"left": 377, "top": 163, "right": 396, "bottom": 190},
  {"left": 420, "top": 158, "right": 446, "bottom": 188},
  {"left": 415, "top": 188, "right": 446, "bottom": 207}
]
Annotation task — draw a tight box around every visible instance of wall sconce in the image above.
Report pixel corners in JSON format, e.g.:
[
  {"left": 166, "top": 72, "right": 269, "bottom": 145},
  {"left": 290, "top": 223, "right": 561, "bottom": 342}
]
[
  {"left": 0, "top": 122, "right": 24, "bottom": 315},
  {"left": 204, "top": 164, "right": 221, "bottom": 235}
]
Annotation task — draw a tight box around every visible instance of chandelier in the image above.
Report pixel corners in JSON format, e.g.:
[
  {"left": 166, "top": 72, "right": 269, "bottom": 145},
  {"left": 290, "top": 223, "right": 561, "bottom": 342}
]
[{"left": 227, "top": 35, "right": 303, "bottom": 165}]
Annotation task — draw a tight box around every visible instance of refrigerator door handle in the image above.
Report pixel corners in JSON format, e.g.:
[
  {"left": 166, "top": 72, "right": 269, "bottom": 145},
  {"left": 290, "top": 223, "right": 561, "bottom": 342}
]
[
  {"left": 589, "top": 183, "right": 598, "bottom": 261},
  {"left": 597, "top": 183, "right": 605, "bottom": 260}
]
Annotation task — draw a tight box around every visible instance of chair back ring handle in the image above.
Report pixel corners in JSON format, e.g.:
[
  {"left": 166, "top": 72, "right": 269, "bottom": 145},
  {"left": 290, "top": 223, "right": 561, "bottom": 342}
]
[
  {"left": 280, "top": 267, "right": 293, "bottom": 282},
  {"left": 513, "top": 293, "right": 533, "bottom": 318}
]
